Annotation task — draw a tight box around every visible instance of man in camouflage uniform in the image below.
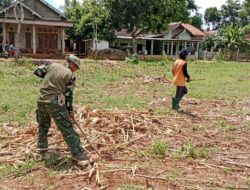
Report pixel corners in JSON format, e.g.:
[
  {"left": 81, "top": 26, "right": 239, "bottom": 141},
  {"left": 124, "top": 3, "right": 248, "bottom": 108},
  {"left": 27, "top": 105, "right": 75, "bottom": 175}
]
[{"left": 34, "top": 55, "right": 87, "bottom": 161}]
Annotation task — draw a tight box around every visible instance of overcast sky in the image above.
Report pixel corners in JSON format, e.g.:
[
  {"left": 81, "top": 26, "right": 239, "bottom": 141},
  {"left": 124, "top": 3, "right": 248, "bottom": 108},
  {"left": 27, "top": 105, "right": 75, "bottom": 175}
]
[{"left": 46, "top": 0, "right": 245, "bottom": 16}]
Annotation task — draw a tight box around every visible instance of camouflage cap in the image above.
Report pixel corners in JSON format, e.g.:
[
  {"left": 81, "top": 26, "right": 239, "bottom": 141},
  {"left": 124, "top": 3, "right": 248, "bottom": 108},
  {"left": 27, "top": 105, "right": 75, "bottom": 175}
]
[{"left": 67, "top": 55, "right": 80, "bottom": 69}]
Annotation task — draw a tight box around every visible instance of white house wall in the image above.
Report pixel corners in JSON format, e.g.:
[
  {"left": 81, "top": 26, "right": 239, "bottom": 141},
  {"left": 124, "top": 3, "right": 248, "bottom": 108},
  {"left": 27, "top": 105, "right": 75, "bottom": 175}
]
[{"left": 92, "top": 40, "right": 109, "bottom": 50}]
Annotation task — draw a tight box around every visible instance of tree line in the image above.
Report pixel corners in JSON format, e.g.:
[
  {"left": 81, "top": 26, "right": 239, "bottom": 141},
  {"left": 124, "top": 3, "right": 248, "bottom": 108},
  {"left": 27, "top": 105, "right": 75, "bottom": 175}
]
[
  {"left": 1, "top": 0, "right": 250, "bottom": 55},
  {"left": 203, "top": 0, "right": 250, "bottom": 56},
  {"left": 62, "top": 0, "right": 250, "bottom": 54}
]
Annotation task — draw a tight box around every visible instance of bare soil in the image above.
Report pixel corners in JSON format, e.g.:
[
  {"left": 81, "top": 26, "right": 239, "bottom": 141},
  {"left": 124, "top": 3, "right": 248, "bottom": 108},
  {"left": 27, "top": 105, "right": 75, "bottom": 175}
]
[{"left": 0, "top": 78, "right": 249, "bottom": 190}]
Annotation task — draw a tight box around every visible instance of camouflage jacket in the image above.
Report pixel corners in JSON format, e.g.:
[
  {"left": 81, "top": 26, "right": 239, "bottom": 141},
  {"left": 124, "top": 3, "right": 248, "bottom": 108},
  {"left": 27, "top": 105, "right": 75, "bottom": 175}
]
[{"left": 34, "top": 62, "right": 75, "bottom": 112}]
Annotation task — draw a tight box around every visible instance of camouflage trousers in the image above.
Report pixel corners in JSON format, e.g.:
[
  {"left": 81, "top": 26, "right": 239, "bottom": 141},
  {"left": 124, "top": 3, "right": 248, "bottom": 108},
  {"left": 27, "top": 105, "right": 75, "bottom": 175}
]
[{"left": 36, "top": 97, "right": 84, "bottom": 158}]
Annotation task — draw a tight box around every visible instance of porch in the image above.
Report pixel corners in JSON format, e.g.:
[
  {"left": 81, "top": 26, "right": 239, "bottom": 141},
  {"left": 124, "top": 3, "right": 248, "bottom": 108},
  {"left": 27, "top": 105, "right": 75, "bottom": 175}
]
[
  {"left": 0, "top": 19, "right": 72, "bottom": 55},
  {"left": 112, "top": 38, "right": 202, "bottom": 58}
]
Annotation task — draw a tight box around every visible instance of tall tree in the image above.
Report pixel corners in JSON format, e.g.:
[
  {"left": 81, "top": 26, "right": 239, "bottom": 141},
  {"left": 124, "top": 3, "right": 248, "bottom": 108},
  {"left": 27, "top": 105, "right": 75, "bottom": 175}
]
[
  {"left": 65, "top": 0, "right": 114, "bottom": 41},
  {"left": 239, "top": 0, "right": 250, "bottom": 26},
  {"left": 220, "top": 0, "right": 241, "bottom": 27},
  {"left": 104, "top": 0, "right": 196, "bottom": 53},
  {"left": 13, "top": 0, "right": 24, "bottom": 60},
  {"left": 190, "top": 12, "right": 203, "bottom": 29},
  {"left": 0, "top": 0, "right": 12, "bottom": 11},
  {"left": 204, "top": 7, "right": 221, "bottom": 30}
]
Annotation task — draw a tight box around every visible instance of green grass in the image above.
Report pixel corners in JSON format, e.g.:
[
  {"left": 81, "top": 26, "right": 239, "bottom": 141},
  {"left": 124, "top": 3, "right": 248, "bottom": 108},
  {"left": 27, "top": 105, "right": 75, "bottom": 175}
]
[
  {"left": 170, "top": 142, "right": 215, "bottom": 160},
  {"left": 188, "top": 61, "right": 250, "bottom": 99},
  {"left": 147, "top": 140, "right": 168, "bottom": 158},
  {"left": 0, "top": 58, "right": 249, "bottom": 187},
  {"left": 0, "top": 159, "right": 40, "bottom": 180},
  {"left": 0, "top": 58, "right": 250, "bottom": 125},
  {"left": 0, "top": 60, "right": 39, "bottom": 124}
]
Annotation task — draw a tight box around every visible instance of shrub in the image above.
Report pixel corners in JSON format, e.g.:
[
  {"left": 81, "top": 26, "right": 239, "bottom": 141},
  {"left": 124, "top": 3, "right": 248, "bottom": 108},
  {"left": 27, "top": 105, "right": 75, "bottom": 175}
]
[
  {"left": 17, "top": 57, "right": 32, "bottom": 65},
  {"left": 125, "top": 54, "right": 139, "bottom": 64},
  {"left": 215, "top": 52, "right": 225, "bottom": 62},
  {"left": 160, "top": 52, "right": 172, "bottom": 66}
]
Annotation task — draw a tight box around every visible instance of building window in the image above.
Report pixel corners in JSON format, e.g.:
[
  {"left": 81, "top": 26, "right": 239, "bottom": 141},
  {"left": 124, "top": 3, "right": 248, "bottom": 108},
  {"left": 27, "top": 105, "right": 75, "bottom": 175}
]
[
  {"left": 38, "top": 33, "right": 58, "bottom": 49},
  {"left": 26, "top": 33, "right": 31, "bottom": 48}
]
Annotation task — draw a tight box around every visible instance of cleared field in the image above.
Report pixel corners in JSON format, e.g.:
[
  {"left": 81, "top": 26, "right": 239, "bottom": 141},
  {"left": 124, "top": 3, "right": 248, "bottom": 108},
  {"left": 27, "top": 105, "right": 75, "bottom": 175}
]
[{"left": 0, "top": 58, "right": 249, "bottom": 190}]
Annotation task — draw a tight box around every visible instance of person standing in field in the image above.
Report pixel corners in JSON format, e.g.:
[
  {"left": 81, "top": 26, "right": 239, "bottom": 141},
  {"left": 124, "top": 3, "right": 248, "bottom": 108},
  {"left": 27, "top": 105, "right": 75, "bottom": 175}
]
[
  {"left": 34, "top": 55, "right": 89, "bottom": 162},
  {"left": 172, "top": 49, "right": 191, "bottom": 110}
]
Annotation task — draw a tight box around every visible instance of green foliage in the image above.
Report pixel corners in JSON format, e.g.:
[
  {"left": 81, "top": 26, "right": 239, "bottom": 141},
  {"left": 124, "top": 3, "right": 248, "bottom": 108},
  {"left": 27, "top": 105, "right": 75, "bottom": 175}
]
[
  {"left": 201, "top": 35, "right": 217, "bottom": 51},
  {"left": 160, "top": 52, "right": 171, "bottom": 66},
  {"left": 105, "top": 0, "right": 198, "bottom": 53},
  {"left": 147, "top": 140, "right": 168, "bottom": 158},
  {"left": 202, "top": 23, "right": 250, "bottom": 52},
  {"left": 239, "top": 0, "right": 250, "bottom": 26},
  {"left": 17, "top": 57, "right": 32, "bottom": 65},
  {"left": 0, "top": 103, "right": 11, "bottom": 112},
  {"left": 0, "top": 0, "right": 13, "bottom": 11},
  {"left": 65, "top": 0, "right": 114, "bottom": 41},
  {"left": 0, "top": 159, "right": 39, "bottom": 180},
  {"left": 215, "top": 51, "right": 225, "bottom": 62},
  {"left": 204, "top": 7, "right": 221, "bottom": 30},
  {"left": 189, "top": 12, "right": 203, "bottom": 29},
  {"left": 205, "top": 0, "right": 250, "bottom": 29},
  {"left": 171, "top": 142, "right": 214, "bottom": 160},
  {"left": 219, "top": 24, "right": 248, "bottom": 49},
  {"left": 220, "top": 0, "right": 241, "bottom": 27},
  {"left": 125, "top": 54, "right": 139, "bottom": 65}
]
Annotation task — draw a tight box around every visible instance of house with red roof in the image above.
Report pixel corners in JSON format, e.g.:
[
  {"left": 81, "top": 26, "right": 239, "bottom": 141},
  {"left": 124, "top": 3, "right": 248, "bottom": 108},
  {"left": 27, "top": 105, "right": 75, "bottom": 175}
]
[{"left": 111, "top": 22, "right": 206, "bottom": 58}]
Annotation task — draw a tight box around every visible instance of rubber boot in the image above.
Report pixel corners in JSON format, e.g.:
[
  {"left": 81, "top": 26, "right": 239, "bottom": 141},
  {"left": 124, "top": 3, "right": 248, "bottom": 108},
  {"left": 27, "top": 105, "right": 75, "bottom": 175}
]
[{"left": 172, "top": 97, "right": 179, "bottom": 110}]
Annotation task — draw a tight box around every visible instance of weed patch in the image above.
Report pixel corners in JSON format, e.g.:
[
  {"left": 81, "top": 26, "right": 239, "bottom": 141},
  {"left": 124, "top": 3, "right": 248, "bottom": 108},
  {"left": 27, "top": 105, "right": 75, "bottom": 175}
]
[
  {"left": 171, "top": 142, "right": 215, "bottom": 160},
  {"left": 0, "top": 159, "right": 40, "bottom": 180},
  {"left": 147, "top": 140, "right": 168, "bottom": 158}
]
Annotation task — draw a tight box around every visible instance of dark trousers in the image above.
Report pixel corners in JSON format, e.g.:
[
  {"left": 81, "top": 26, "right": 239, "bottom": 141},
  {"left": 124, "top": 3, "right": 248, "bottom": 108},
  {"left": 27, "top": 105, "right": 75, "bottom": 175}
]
[
  {"left": 175, "top": 86, "right": 188, "bottom": 100},
  {"left": 36, "top": 97, "right": 84, "bottom": 157}
]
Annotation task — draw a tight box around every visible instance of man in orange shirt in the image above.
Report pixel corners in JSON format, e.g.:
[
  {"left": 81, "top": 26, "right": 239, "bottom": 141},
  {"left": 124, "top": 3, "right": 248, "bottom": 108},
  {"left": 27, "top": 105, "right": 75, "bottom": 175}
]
[{"left": 172, "top": 49, "right": 191, "bottom": 110}]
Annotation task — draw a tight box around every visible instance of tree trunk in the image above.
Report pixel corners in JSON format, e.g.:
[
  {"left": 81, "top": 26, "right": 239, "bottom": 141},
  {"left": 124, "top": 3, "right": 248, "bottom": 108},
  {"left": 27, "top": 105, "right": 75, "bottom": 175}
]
[{"left": 13, "top": 0, "right": 24, "bottom": 61}]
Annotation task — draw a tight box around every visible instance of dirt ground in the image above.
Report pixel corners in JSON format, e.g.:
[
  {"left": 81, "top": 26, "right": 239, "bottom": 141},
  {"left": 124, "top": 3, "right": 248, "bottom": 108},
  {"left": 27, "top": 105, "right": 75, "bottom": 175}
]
[
  {"left": 0, "top": 72, "right": 249, "bottom": 190},
  {"left": 0, "top": 97, "right": 249, "bottom": 190}
]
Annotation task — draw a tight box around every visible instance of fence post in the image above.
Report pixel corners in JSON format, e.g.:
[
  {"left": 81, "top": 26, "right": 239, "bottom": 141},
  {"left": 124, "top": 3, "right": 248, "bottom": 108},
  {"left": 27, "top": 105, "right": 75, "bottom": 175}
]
[{"left": 236, "top": 48, "right": 239, "bottom": 61}]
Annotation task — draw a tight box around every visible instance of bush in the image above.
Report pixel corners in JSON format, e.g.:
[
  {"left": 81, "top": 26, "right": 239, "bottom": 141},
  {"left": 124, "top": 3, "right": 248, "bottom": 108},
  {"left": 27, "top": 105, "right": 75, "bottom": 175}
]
[
  {"left": 160, "top": 52, "right": 172, "bottom": 66},
  {"left": 17, "top": 57, "right": 32, "bottom": 65},
  {"left": 215, "top": 51, "right": 225, "bottom": 62},
  {"left": 125, "top": 54, "right": 139, "bottom": 64}
]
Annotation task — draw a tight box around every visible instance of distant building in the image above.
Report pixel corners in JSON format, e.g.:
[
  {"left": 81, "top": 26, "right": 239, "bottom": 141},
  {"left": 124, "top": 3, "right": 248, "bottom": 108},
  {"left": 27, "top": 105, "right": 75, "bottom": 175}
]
[
  {"left": 74, "top": 39, "right": 109, "bottom": 57},
  {"left": 0, "top": 0, "right": 73, "bottom": 55},
  {"left": 111, "top": 22, "right": 206, "bottom": 58}
]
